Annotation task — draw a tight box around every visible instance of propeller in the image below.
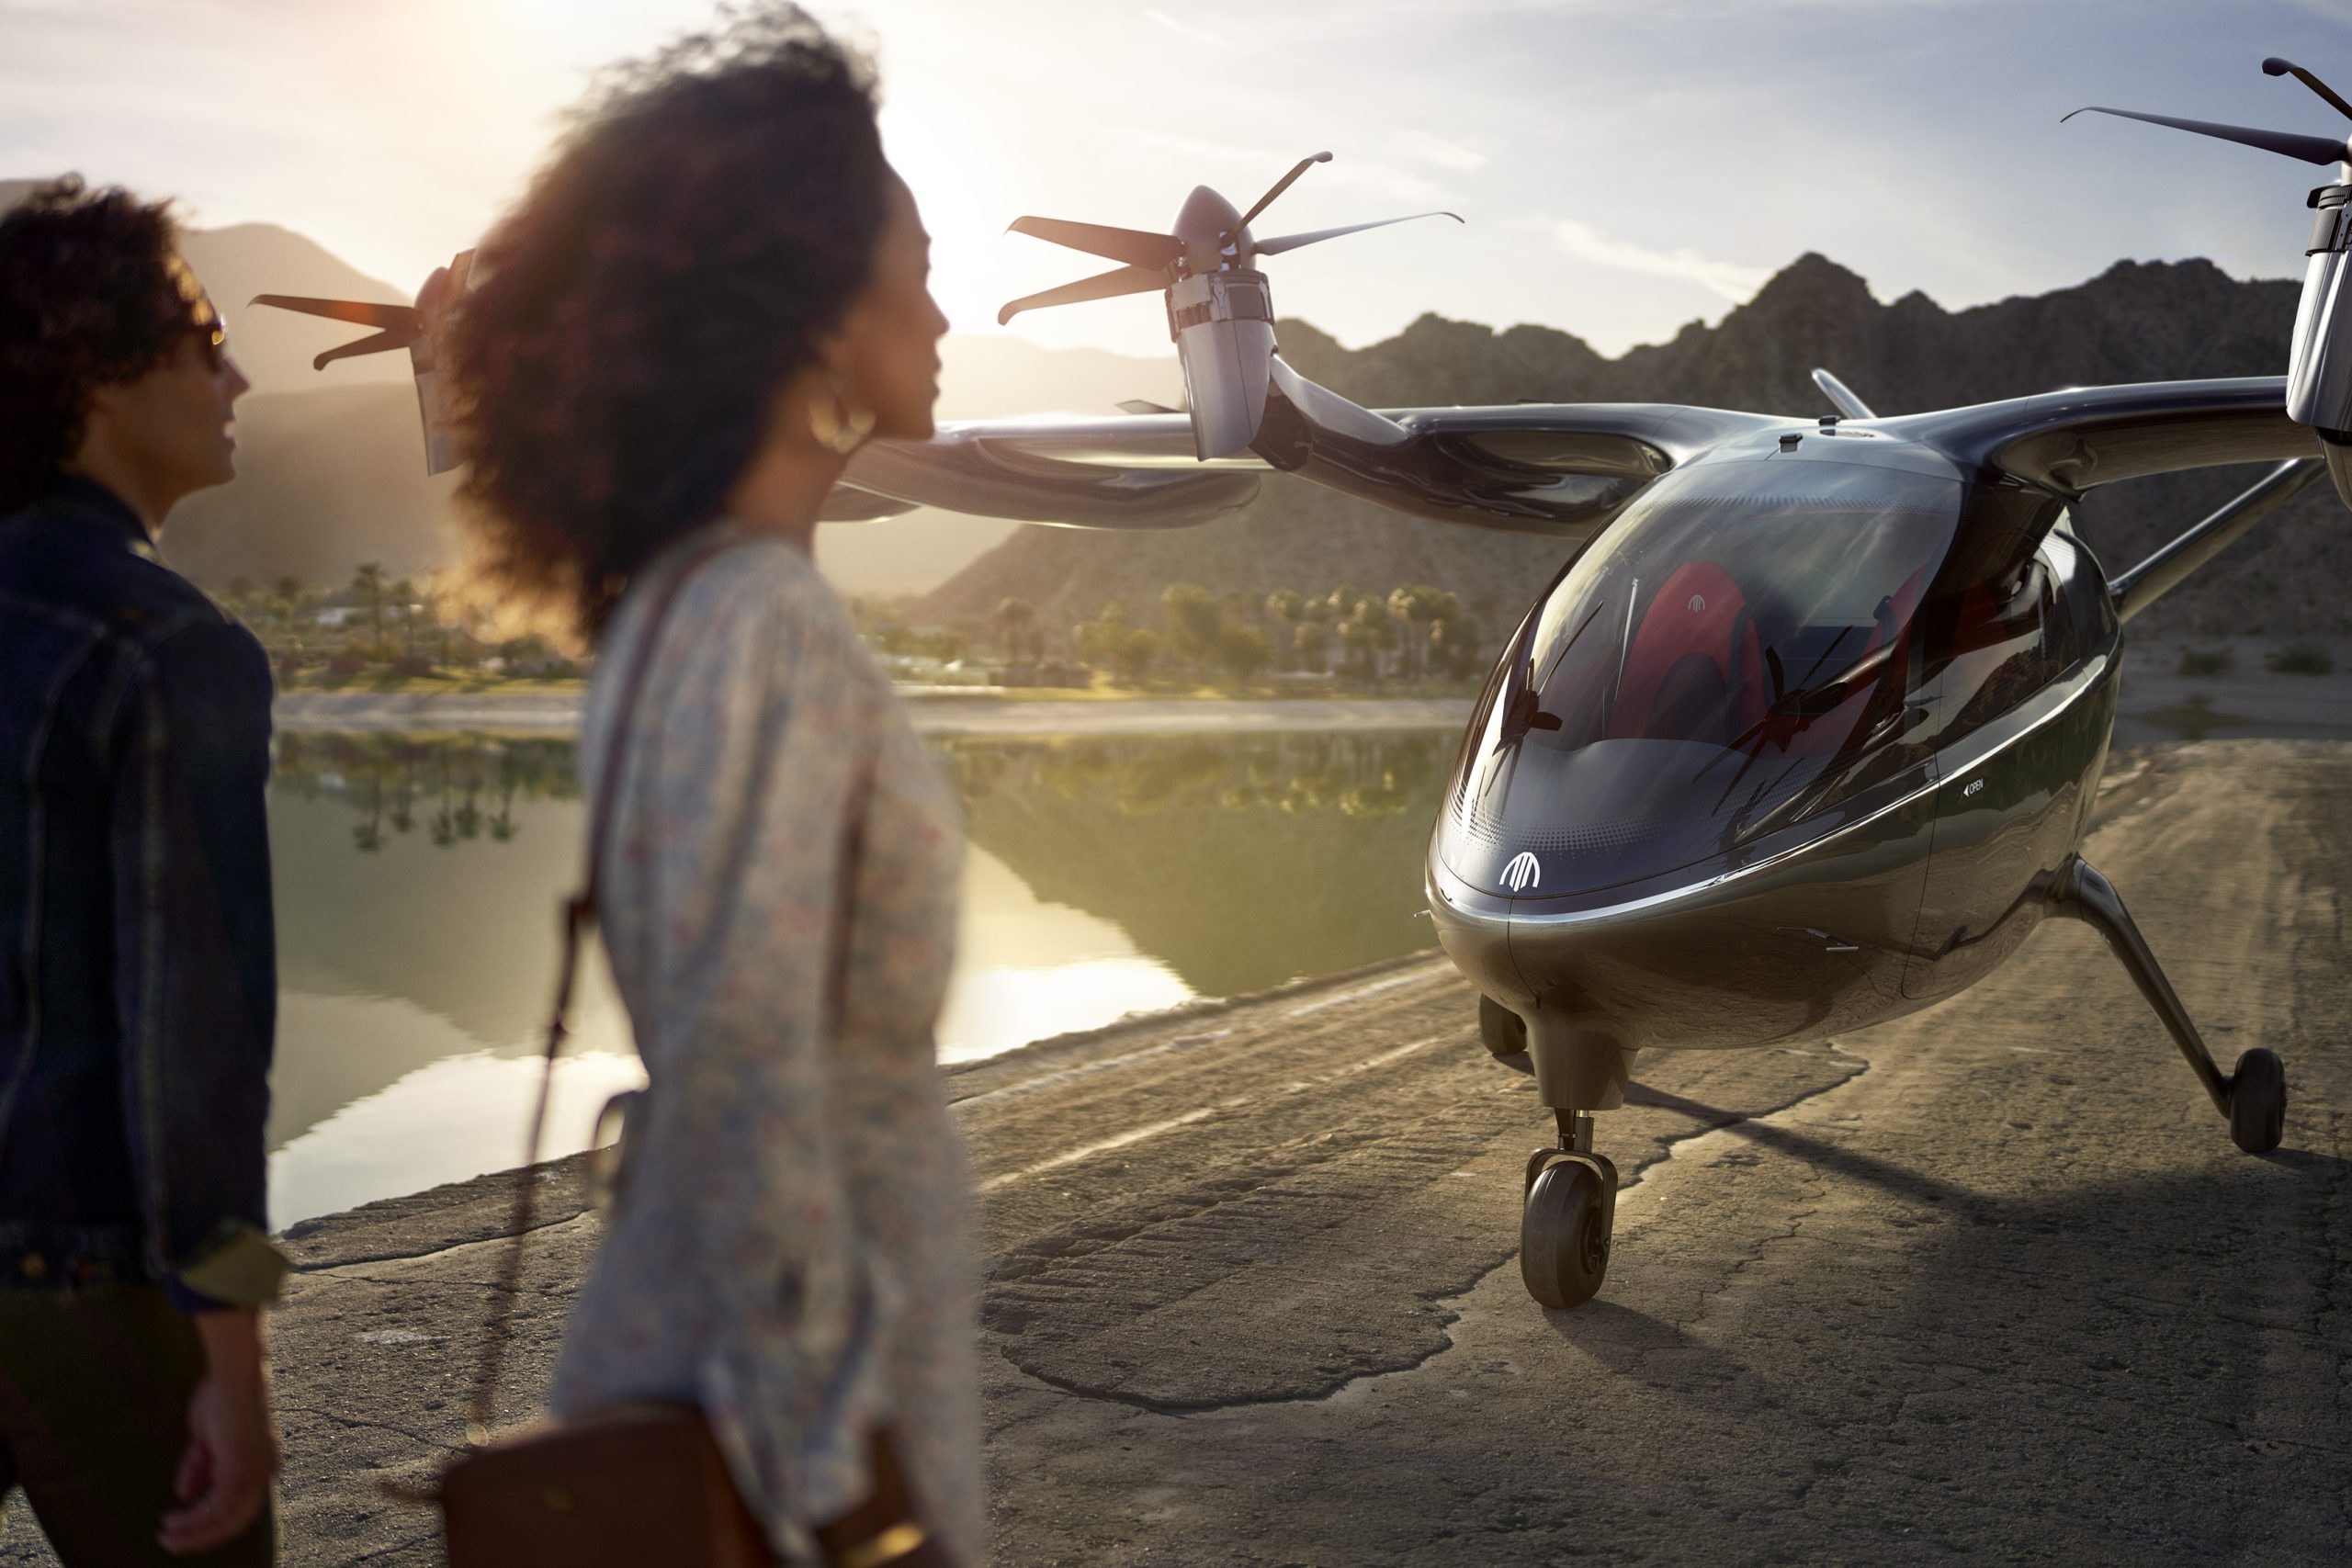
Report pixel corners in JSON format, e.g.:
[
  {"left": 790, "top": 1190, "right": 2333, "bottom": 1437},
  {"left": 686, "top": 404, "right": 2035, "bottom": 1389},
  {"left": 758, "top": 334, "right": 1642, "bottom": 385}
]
[
  {"left": 1002, "top": 218, "right": 1182, "bottom": 272},
  {"left": 2065, "top": 60, "right": 2352, "bottom": 518},
  {"left": 250, "top": 250, "right": 474, "bottom": 372},
  {"left": 998, "top": 153, "right": 1463, "bottom": 458},
  {"left": 2265, "top": 56, "right": 2352, "bottom": 124},
  {"left": 1255, "top": 213, "right": 1463, "bottom": 256},
  {"left": 2065, "top": 55, "right": 2352, "bottom": 167},
  {"left": 247, "top": 295, "right": 424, "bottom": 371},
  {"left": 2060, "top": 105, "right": 2348, "bottom": 167},
  {"left": 997, "top": 264, "right": 1169, "bottom": 327},
  {"left": 998, "top": 152, "right": 1462, "bottom": 324},
  {"left": 1234, "top": 152, "right": 1332, "bottom": 231}
]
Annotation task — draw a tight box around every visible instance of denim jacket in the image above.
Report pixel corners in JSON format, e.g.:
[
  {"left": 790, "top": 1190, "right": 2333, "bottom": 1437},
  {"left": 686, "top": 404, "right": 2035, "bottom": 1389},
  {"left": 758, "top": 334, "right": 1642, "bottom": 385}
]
[{"left": 0, "top": 476, "right": 286, "bottom": 1309}]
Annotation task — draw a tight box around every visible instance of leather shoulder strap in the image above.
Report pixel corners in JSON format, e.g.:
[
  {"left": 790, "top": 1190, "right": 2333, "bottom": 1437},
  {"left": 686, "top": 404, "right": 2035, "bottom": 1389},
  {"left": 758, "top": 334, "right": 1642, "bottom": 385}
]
[{"left": 464, "top": 531, "right": 736, "bottom": 1442}]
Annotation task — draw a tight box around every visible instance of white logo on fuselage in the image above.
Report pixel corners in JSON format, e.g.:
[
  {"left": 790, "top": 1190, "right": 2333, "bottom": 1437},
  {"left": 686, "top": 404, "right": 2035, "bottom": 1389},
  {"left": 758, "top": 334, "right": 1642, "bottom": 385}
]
[{"left": 1504, "top": 852, "right": 1542, "bottom": 892}]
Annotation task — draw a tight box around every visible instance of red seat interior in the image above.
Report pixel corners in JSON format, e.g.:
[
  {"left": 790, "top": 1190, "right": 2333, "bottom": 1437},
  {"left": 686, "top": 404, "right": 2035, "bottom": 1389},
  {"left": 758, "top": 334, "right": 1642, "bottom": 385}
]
[{"left": 1607, "top": 562, "right": 1766, "bottom": 743}]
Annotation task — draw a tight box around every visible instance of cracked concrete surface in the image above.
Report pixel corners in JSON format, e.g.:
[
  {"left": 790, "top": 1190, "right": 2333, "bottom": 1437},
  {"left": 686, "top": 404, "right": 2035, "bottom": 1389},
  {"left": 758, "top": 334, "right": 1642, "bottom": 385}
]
[
  {"left": 5, "top": 739, "right": 2346, "bottom": 1564},
  {"left": 977, "top": 741, "right": 2352, "bottom": 1566}
]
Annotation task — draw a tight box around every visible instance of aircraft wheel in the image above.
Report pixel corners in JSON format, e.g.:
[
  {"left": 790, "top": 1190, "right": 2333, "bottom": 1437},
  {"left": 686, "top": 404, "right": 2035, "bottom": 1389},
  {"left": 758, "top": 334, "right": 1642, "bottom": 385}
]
[
  {"left": 1479, "top": 996, "right": 1528, "bottom": 1060},
  {"left": 2228, "top": 1047, "right": 2286, "bottom": 1154},
  {"left": 1521, "top": 1156, "right": 1611, "bottom": 1309}
]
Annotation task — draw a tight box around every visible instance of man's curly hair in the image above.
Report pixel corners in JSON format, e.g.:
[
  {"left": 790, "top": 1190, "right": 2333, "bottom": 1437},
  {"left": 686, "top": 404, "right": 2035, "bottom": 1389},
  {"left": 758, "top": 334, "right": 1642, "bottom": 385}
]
[
  {"left": 0, "top": 177, "right": 191, "bottom": 513},
  {"left": 447, "top": 3, "right": 889, "bottom": 643}
]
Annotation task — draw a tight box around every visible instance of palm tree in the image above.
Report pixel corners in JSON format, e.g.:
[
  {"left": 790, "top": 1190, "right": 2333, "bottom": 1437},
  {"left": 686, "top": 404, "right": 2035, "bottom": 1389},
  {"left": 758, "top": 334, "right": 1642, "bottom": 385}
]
[
  {"left": 1265, "top": 590, "right": 1304, "bottom": 672},
  {"left": 1294, "top": 617, "right": 1330, "bottom": 675},
  {"left": 1160, "top": 583, "right": 1223, "bottom": 671},
  {"left": 1339, "top": 597, "right": 1389, "bottom": 682},
  {"left": 1216, "top": 623, "right": 1271, "bottom": 684},
  {"left": 390, "top": 578, "right": 420, "bottom": 660},
  {"left": 992, "top": 597, "right": 1038, "bottom": 663},
  {"left": 1386, "top": 585, "right": 1451, "bottom": 680},
  {"left": 1109, "top": 627, "right": 1160, "bottom": 684},
  {"left": 351, "top": 562, "right": 388, "bottom": 649}
]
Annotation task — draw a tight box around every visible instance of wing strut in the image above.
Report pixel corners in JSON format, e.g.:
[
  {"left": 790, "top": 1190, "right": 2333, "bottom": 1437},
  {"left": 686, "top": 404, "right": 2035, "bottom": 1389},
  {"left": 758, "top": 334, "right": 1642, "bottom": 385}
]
[{"left": 2109, "top": 458, "right": 2324, "bottom": 622}]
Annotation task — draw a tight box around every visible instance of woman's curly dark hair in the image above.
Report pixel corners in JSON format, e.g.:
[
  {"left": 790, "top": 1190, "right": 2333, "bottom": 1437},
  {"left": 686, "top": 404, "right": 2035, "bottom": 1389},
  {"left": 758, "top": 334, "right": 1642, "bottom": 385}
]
[
  {"left": 447, "top": 3, "right": 889, "bottom": 642},
  {"left": 0, "top": 177, "right": 191, "bottom": 513}
]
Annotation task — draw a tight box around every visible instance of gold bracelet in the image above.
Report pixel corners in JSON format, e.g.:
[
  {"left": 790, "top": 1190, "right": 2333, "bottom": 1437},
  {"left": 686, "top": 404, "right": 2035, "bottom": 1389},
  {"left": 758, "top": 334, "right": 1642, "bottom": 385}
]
[{"left": 835, "top": 1520, "right": 929, "bottom": 1568}]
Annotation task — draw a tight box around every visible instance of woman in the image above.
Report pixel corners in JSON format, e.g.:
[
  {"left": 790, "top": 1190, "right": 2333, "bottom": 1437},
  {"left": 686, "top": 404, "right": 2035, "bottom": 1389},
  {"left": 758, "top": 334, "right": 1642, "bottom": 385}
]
[{"left": 443, "top": 10, "right": 976, "bottom": 1565}]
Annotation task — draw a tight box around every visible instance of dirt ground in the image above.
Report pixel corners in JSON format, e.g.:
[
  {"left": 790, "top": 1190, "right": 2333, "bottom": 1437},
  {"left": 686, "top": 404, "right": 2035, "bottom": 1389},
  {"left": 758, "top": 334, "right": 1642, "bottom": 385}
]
[{"left": 5, "top": 739, "right": 2346, "bottom": 1564}]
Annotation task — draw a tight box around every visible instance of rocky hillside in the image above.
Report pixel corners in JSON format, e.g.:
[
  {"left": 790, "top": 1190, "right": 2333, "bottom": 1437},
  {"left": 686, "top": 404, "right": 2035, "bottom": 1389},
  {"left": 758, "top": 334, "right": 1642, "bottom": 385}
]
[
  {"left": 2, "top": 178, "right": 1183, "bottom": 596},
  {"left": 920, "top": 255, "right": 2343, "bottom": 645}
]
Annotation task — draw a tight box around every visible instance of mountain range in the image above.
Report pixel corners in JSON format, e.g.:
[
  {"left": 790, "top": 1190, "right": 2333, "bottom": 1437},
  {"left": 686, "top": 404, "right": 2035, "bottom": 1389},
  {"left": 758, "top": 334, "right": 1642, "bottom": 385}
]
[
  {"left": 2, "top": 175, "right": 1179, "bottom": 592},
  {"left": 6, "top": 176, "right": 2335, "bottom": 637},
  {"left": 920, "top": 254, "right": 2338, "bottom": 644}
]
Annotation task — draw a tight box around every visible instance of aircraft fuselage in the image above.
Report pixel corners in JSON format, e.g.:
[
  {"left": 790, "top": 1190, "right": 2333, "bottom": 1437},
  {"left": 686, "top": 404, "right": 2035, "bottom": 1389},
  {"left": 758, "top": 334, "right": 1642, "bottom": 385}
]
[{"left": 1426, "top": 429, "right": 2124, "bottom": 1111}]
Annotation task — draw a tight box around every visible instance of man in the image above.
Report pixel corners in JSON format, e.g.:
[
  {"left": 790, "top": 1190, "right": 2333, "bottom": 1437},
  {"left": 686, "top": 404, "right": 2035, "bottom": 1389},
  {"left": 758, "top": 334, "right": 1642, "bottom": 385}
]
[{"left": 0, "top": 177, "right": 280, "bottom": 1563}]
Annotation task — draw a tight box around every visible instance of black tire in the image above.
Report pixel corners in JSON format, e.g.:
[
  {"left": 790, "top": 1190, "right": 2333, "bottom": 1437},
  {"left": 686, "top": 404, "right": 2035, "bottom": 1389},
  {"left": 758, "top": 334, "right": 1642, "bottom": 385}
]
[
  {"left": 1521, "top": 1158, "right": 1611, "bottom": 1309},
  {"left": 1479, "top": 995, "right": 1528, "bottom": 1060},
  {"left": 2228, "top": 1046, "right": 2286, "bottom": 1155}
]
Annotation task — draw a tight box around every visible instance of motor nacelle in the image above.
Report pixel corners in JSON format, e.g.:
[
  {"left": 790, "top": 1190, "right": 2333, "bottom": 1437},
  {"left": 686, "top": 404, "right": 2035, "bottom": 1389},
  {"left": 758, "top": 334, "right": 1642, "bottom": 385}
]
[
  {"left": 2290, "top": 182, "right": 2352, "bottom": 506},
  {"left": 1167, "top": 269, "right": 1276, "bottom": 461}
]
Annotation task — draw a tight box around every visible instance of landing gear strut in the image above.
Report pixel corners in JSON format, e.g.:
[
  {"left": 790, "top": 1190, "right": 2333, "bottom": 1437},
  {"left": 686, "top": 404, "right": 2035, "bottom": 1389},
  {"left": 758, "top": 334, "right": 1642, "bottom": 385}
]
[
  {"left": 1521, "top": 1109, "right": 1619, "bottom": 1309},
  {"left": 2050, "top": 857, "right": 2287, "bottom": 1154}
]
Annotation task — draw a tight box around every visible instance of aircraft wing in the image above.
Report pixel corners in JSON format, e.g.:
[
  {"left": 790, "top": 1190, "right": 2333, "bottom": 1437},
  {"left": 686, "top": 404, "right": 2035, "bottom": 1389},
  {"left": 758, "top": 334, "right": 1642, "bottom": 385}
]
[
  {"left": 1885, "top": 377, "right": 2320, "bottom": 493},
  {"left": 842, "top": 412, "right": 1262, "bottom": 530},
  {"left": 838, "top": 363, "right": 1781, "bottom": 539},
  {"left": 832, "top": 371, "right": 2323, "bottom": 539}
]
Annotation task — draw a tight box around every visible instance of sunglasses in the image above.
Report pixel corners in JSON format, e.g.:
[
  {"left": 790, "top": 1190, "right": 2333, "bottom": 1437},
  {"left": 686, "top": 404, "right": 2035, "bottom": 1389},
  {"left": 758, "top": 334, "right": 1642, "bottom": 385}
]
[
  {"left": 187, "top": 301, "right": 228, "bottom": 370},
  {"left": 168, "top": 254, "right": 229, "bottom": 370}
]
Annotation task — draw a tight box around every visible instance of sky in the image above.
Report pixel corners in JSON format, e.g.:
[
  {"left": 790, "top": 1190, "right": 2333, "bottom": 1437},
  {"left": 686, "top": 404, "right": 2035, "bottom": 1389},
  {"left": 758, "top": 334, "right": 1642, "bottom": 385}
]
[{"left": 3, "top": 0, "right": 2348, "bottom": 360}]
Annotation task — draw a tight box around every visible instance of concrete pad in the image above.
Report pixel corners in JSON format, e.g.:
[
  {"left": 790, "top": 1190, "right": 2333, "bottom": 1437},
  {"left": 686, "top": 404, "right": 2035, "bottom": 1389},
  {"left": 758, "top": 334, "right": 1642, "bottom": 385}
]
[{"left": 6, "top": 741, "right": 2347, "bottom": 1565}]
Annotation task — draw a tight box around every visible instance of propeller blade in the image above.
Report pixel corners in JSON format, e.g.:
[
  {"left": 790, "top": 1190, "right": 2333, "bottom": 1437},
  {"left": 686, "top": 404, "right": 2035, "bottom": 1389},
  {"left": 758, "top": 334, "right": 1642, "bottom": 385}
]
[
  {"left": 997, "top": 265, "right": 1169, "bottom": 325},
  {"left": 1006, "top": 217, "right": 1183, "bottom": 270},
  {"left": 2265, "top": 57, "right": 2352, "bottom": 125},
  {"left": 2060, "top": 105, "right": 2348, "bottom": 166},
  {"left": 1235, "top": 151, "right": 1333, "bottom": 232},
  {"left": 311, "top": 324, "right": 423, "bottom": 371},
  {"left": 250, "top": 294, "right": 421, "bottom": 330},
  {"left": 1252, "top": 210, "right": 1464, "bottom": 256}
]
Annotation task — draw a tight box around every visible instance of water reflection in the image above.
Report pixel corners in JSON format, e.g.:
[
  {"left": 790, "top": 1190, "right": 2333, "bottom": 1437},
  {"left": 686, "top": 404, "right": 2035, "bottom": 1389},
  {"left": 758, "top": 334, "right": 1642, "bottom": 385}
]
[
  {"left": 265, "top": 729, "right": 1451, "bottom": 1224},
  {"left": 941, "top": 733, "right": 1450, "bottom": 996}
]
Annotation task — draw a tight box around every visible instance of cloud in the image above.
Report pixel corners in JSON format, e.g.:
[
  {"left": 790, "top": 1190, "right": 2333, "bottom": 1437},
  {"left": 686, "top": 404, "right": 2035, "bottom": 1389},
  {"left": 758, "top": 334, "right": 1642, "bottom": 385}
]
[
  {"left": 1124, "top": 127, "right": 1290, "bottom": 171},
  {"left": 1545, "top": 218, "right": 1770, "bottom": 302},
  {"left": 2276, "top": 0, "right": 2352, "bottom": 27},
  {"left": 1396, "top": 130, "right": 1487, "bottom": 172},
  {"left": 1143, "top": 8, "right": 1231, "bottom": 47}
]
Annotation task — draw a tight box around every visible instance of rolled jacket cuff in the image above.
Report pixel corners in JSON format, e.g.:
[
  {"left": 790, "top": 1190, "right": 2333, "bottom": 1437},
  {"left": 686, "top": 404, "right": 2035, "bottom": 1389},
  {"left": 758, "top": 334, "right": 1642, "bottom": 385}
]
[{"left": 170, "top": 1222, "right": 290, "bottom": 1308}]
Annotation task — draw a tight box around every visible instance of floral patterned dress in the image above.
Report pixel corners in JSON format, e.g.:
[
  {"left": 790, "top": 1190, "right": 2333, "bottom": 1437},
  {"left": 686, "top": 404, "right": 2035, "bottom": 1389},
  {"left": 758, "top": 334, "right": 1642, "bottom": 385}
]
[{"left": 548, "top": 524, "right": 983, "bottom": 1565}]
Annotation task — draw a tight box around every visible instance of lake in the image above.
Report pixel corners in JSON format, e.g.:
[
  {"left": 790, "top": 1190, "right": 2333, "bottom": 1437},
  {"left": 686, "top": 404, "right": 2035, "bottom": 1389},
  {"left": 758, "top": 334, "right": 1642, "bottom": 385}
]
[{"left": 264, "top": 728, "right": 1454, "bottom": 1224}]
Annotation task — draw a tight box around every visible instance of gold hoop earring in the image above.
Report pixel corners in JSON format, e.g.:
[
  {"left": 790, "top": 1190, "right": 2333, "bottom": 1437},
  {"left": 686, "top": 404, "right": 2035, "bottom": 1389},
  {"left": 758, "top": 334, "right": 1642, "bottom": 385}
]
[{"left": 808, "top": 376, "right": 876, "bottom": 456}]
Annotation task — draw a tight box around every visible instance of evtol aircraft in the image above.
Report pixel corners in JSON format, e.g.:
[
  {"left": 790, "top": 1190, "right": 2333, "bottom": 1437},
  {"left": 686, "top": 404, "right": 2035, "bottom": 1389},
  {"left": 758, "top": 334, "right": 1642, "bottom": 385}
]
[{"left": 260, "top": 56, "right": 2352, "bottom": 1310}]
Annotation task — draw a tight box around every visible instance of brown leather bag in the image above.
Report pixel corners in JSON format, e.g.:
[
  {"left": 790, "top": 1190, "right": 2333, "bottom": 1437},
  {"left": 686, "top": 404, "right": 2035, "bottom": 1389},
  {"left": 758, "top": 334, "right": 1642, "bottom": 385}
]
[
  {"left": 442, "top": 1404, "right": 771, "bottom": 1568},
  {"left": 432, "top": 540, "right": 943, "bottom": 1568}
]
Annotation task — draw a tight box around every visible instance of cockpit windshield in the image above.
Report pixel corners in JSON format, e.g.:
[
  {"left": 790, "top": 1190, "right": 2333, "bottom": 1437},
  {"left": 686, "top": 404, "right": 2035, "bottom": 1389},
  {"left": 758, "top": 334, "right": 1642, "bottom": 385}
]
[{"left": 1442, "top": 457, "right": 1966, "bottom": 898}]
